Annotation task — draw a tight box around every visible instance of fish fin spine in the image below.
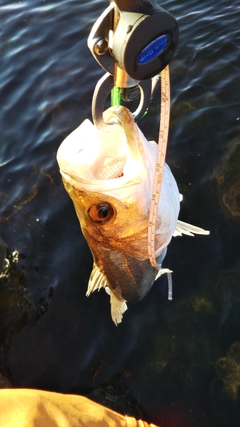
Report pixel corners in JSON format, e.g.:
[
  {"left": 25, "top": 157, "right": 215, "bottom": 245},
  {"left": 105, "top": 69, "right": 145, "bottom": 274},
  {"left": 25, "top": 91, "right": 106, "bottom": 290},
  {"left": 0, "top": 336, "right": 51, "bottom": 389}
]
[
  {"left": 86, "top": 263, "right": 108, "bottom": 296},
  {"left": 174, "top": 220, "right": 210, "bottom": 237}
]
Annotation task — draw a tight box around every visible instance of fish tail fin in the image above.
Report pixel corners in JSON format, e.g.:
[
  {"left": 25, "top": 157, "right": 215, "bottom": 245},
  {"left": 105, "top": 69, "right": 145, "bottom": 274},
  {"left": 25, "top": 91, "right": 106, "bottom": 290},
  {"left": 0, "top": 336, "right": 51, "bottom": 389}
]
[{"left": 174, "top": 220, "right": 210, "bottom": 237}]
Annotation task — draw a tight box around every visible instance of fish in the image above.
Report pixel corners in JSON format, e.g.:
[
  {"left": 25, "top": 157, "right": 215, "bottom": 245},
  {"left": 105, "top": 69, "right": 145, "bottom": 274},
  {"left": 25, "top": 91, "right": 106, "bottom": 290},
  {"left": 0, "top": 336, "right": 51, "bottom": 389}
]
[{"left": 57, "top": 106, "right": 209, "bottom": 325}]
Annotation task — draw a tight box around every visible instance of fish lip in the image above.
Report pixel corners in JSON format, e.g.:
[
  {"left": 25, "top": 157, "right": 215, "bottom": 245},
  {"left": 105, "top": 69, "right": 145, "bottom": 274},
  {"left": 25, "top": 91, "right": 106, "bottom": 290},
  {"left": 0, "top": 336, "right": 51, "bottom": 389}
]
[{"left": 60, "top": 168, "right": 142, "bottom": 194}]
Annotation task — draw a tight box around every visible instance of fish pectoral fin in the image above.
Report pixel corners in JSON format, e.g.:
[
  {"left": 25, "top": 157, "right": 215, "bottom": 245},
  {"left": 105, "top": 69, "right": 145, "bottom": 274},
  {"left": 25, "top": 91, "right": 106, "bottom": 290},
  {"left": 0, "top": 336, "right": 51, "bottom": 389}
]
[
  {"left": 86, "top": 263, "right": 108, "bottom": 296},
  {"left": 109, "top": 291, "right": 128, "bottom": 326},
  {"left": 173, "top": 220, "right": 210, "bottom": 237}
]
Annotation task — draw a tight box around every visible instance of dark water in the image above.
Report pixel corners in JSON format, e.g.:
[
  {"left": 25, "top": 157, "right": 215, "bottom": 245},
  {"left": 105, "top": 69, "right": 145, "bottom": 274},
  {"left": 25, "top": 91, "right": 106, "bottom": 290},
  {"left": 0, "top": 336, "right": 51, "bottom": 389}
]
[{"left": 0, "top": 0, "right": 240, "bottom": 425}]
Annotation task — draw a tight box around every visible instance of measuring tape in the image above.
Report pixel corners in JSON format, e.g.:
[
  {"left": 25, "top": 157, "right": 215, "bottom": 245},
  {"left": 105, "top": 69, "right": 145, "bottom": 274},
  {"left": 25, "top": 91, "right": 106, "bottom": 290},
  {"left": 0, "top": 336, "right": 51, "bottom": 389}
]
[
  {"left": 110, "top": 66, "right": 171, "bottom": 280},
  {"left": 147, "top": 65, "right": 170, "bottom": 270}
]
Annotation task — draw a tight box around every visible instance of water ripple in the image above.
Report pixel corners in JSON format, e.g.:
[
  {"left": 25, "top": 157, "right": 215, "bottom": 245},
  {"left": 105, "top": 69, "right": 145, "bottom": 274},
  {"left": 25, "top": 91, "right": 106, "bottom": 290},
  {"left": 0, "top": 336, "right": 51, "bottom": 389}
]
[{"left": 0, "top": 1, "right": 240, "bottom": 425}]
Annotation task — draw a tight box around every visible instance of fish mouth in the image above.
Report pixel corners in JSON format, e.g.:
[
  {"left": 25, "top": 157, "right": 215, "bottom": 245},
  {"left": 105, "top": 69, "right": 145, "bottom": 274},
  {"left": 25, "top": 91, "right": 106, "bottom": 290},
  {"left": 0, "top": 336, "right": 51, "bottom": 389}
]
[
  {"left": 56, "top": 106, "right": 143, "bottom": 193},
  {"left": 95, "top": 158, "right": 126, "bottom": 180},
  {"left": 95, "top": 106, "right": 142, "bottom": 180}
]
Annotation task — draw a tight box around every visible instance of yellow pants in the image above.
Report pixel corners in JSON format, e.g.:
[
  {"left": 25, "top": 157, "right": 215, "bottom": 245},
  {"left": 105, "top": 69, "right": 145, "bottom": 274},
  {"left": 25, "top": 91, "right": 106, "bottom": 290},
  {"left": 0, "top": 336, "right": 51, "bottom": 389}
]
[{"left": 0, "top": 388, "right": 158, "bottom": 427}]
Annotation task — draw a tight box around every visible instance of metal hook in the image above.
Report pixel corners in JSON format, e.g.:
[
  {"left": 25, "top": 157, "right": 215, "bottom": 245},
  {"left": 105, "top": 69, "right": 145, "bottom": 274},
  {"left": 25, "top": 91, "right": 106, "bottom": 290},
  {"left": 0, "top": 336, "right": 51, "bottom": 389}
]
[{"left": 92, "top": 72, "right": 152, "bottom": 132}]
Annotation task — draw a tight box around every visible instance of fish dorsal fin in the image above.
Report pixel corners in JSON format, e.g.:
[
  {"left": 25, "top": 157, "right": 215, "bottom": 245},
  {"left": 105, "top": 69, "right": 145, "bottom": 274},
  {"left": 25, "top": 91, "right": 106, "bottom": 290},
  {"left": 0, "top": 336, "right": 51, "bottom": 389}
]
[
  {"left": 174, "top": 220, "right": 210, "bottom": 237},
  {"left": 109, "top": 291, "right": 128, "bottom": 326},
  {"left": 86, "top": 263, "right": 108, "bottom": 296}
]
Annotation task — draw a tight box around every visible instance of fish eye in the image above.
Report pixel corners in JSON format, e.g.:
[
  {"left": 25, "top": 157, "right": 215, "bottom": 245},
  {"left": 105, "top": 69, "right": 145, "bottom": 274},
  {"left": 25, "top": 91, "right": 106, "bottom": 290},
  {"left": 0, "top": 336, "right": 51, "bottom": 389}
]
[{"left": 88, "top": 203, "right": 114, "bottom": 224}]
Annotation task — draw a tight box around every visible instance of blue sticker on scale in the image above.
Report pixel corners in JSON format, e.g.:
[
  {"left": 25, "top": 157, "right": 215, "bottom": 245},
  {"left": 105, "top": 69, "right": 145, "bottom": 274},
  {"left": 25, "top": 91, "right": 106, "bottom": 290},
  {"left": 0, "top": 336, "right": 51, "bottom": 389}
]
[{"left": 138, "top": 34, "right": 169, "bottom": 64}]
